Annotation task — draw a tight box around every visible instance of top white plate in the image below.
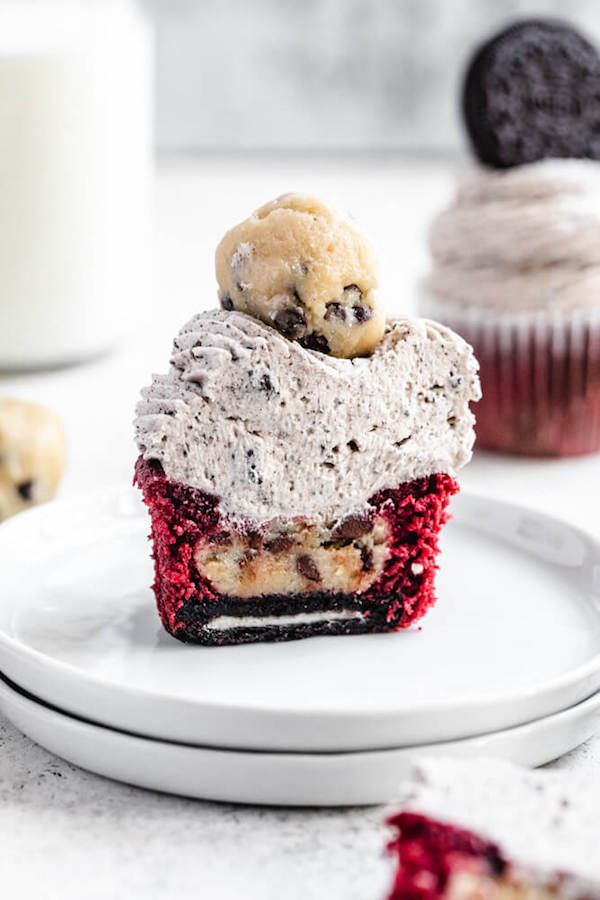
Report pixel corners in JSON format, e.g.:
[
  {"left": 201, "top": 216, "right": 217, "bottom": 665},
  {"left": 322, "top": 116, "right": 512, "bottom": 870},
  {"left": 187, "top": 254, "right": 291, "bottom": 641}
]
[{"left": 0, "top": 486, "right": 599, "bottom": 752}]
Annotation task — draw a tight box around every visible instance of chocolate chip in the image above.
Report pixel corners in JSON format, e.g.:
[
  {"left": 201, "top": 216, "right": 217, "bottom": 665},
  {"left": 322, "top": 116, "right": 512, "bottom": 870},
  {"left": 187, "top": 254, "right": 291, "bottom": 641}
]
[
  {"left": 296, "top": 554, "right": 321, "bottom": 582},
  {"left": 17, "top": 480, "right": 33, "bottom": 501},
  {"left": 360, "top": 546, "right": 374, "bottom": 572},
  {"left": 265, "top": 534, "right": 295, "bottom": 554},
  {"left": 353, "top": 305, "right": 372, "bottom": 323},
  {"left": 332, "top": 513, "right": 372, "bottom": 540},
  {"left": 347, "top": 440, "right": 359, "bottom": 452},
  {"left": 274, "top": 306, "right": 306, "bottom": 339},
  {"left": 324, "top": 302, "right": 347, "bottom": 322},
  {"left": 220, "top": 294, "right": 234, "bottom": 310},
  {"left": 240, "top": 548, "right": 258, "bottom": 567},
  {"left": 301, "top": 333, "right": 330, "bottom": 354},
  {"left": 247, "top": 531, "right": 262, "bottom": 550}
]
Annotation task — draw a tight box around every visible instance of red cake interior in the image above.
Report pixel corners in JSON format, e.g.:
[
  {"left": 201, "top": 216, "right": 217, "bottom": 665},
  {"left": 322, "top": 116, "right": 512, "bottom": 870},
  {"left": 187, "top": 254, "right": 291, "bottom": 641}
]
[
  {"left": 386, "top": 812, "right": 506, "bottom": 900},
  {"left": 134, "top": 456, "right": 458, "bottom": 644}
]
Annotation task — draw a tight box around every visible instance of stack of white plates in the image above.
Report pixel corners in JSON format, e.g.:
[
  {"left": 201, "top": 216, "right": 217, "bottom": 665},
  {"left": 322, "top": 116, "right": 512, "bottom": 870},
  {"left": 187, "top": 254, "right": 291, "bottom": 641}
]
[{"left": 0, "top": 488, "right": 599, "bottom": 807}]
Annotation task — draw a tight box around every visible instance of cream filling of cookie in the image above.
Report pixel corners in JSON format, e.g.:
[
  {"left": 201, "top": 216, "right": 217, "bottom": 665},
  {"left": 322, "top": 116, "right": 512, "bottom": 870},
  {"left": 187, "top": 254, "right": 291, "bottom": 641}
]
[
  {"left": 206, "top": 609, "right": 364, "bottom": 631},
  {"left": 195, "top": 517, "right": 389, "bottom": 598}
]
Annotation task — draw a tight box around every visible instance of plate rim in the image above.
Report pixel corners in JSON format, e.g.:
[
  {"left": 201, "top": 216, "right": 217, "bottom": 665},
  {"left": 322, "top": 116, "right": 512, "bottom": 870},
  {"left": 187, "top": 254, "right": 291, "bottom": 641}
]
[{"left": 1, "top": 668, "right": 599, "bottom": 807}]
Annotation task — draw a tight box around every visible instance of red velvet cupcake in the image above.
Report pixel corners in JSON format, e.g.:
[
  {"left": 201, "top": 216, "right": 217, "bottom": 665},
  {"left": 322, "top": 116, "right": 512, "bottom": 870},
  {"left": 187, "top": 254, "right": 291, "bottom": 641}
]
[
  {"left": 134, "top": 194, "right": 479, "bottom": 646},
  {"left": 422, "top": 20, "right": 600, "bottom": 457},
  {"left": 134, "top": 311, "right": 479, "bottom": 645},
  {"left": 423, "top": 162, "right": 600, "bottom": 456}
]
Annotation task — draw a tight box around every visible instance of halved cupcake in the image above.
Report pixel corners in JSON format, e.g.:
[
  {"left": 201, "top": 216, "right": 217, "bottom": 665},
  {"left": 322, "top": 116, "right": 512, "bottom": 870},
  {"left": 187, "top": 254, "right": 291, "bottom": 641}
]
[
  {"left": 134, "top": 307, "right": 479, "bottom": 645},
  {"left": 387, "top": 759, "right": 599, "bottom": 900}
]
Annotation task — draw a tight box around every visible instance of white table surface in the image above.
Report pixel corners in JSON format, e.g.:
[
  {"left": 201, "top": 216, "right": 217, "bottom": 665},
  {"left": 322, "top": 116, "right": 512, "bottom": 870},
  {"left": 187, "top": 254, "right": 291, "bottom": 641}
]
[{"left": 2, "top": 154, "right": 600, "bottom": 899}]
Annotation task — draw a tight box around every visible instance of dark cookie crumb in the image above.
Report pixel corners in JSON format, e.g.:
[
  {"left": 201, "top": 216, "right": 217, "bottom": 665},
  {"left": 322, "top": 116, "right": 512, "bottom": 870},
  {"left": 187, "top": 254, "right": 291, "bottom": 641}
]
[
  {"left": 296, "top": 554, "right": 321, "bottom": 582},
  {"left": 260, "top": 372, "right": 274, "bottom": 393}
]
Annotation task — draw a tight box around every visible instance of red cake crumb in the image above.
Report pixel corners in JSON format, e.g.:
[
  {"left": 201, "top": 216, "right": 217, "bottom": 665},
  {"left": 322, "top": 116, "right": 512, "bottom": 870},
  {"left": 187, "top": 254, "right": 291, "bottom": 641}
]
[
  {"left": 386, "top": 812, "right": 506, "bottom": 900},
  {"left": 134, "top": 456, "right": 458, "bottom": 645}
]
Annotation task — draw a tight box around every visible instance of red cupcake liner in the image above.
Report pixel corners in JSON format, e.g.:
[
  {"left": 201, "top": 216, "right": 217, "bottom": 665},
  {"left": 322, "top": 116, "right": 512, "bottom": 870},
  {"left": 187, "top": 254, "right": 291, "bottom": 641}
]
[{"left": 422, "top": 301, "right": 600, "bottom": 456}]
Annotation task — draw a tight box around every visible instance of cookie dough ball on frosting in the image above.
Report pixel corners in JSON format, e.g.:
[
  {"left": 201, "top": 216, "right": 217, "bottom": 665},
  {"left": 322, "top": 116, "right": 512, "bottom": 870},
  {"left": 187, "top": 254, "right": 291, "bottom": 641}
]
[
  {"left": 215, "top": 193, "right": 385, "bottom": 357},
  {"left": 0, "top": 398, "right": 66, "bottom": 521}
]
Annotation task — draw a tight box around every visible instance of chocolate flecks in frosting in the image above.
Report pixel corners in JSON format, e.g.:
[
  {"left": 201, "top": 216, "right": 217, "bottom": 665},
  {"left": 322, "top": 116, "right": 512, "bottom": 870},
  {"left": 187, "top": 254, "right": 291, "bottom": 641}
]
[{"left": 135, "top": 311, "right": 480, "bottom": 523}]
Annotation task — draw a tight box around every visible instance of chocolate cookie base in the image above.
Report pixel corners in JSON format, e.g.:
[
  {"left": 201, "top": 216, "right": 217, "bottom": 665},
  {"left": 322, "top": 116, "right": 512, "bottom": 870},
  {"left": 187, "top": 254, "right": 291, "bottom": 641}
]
[
  {"left": 172, "top": 589, "right": 404, "bottom": 646},
  {"left": 135, "top": 457, "right": 458, "bottom": 646}
]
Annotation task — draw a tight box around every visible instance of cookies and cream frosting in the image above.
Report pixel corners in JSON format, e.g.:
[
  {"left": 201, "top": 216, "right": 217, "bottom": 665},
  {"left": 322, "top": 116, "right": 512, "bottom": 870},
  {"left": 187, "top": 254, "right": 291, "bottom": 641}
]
[
  {"left": 397, "top": 758, "right": 600, "bottom": 890},
  {"left": 424, "top": 159, "right": 600, "bottom": 313},
  {"left": 135, "top": 310, "right": 480, "bottom": 523}
]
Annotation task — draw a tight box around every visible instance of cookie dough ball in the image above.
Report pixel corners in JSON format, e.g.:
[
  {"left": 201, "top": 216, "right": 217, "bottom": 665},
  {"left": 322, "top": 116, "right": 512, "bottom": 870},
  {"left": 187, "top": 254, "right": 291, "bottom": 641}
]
[
  {"left": 0, "top": 398, "right": 66, "bottom": 521},
  {"left": 215, "top": 193, "right": 385, "bottom": 357}
]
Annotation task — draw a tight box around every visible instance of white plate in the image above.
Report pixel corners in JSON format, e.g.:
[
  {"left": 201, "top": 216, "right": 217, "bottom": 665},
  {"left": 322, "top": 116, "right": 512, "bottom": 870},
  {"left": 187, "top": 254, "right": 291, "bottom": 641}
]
[
  {"left": 1, "top": 671, "right": 599, "bottom": 806},
  {"left": 0, "top": 487, "right": 599, "bottom": 752}
]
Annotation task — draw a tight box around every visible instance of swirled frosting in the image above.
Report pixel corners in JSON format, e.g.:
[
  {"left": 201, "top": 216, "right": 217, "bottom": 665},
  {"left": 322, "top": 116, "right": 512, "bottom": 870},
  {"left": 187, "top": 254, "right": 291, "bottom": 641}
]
[
  {"left": 134, "top": 310, "right": 480, "bottom": 523},
  {"left": 425, "top": 159, "right": 600, "bottom": 313}
]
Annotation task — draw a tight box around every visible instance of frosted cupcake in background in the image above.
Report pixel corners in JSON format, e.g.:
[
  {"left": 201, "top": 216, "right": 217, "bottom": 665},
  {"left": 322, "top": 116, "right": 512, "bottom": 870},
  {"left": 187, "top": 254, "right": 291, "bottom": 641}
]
[{"left": 422, "top": 19, "right": 600, "bottom": 456}]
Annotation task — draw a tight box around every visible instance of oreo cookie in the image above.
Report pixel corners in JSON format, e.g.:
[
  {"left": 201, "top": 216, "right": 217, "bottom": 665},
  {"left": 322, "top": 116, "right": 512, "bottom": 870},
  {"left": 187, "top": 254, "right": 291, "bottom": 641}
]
[{"left": 463, "top": 19, "right": 600, "bottom": 168}]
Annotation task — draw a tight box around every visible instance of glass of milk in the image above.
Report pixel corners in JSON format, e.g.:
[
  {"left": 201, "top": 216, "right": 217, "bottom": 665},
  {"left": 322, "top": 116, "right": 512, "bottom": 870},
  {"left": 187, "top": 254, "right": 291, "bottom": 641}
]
[{"left": 0, "top": 0, "right": 153, "bottom": 368}]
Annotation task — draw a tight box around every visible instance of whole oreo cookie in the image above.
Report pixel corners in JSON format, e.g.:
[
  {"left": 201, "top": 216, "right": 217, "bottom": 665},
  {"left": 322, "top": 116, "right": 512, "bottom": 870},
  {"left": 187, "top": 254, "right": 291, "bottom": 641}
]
[{"left": 463, "top": 19, "right": 600, "bottom": 168}]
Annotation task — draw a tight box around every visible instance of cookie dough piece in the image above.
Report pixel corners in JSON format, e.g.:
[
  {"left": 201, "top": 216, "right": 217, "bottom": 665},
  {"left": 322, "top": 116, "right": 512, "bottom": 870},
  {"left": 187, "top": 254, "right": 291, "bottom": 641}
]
[
  {"left": 215, "top": 193, "right": 385, "bottom": 357},
  {"left": 0, "top": 398, "right": 66, "bottom": 521}
]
